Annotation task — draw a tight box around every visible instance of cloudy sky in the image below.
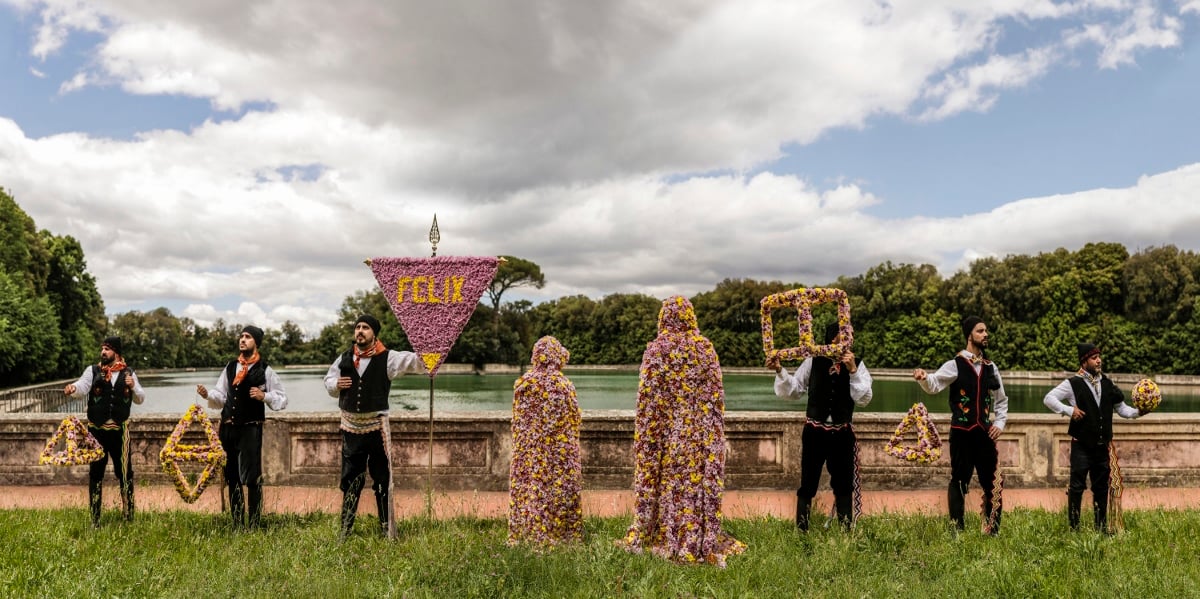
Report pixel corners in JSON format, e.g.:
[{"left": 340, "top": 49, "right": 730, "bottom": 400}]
[{"left": 2, "top": 0, "right": 1199, "bottom": 335}]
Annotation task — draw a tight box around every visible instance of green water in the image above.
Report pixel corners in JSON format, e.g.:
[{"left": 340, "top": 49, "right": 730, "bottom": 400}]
[{"left": 126, "top": 368, "right": 1200, "bottom": 414}]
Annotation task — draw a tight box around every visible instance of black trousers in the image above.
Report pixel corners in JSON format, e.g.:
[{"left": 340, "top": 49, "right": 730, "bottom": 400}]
[
  {"left": 1069, "top": 440, "right": 1110, "bottom": 497},
  {"left": 798, "top": 422, "right": 856, "bottom": 499},
  {"left": 219, "top": 423, "right": 264, "bottom": 487},
  {"left": 948, "top": 427, "right": 1000, "bottom": 530},
  {"left": 88, "top": 424, "right": 133, "bottom": 488},
  {"left": 340, "top": 428, "right": 391, "bottom": 494}
]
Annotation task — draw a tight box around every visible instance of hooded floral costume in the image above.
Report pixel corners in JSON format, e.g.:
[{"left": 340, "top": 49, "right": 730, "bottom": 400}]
[
  {"left": 507, "top": 336, "right": 583, "bottom": 547},
  {"left": 619, "top": 296, "right": 745, "bottom": 566}
]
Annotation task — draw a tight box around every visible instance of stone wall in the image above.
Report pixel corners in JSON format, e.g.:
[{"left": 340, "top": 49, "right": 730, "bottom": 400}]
[{"left": 4, "top": 411, "right": 1199, "bottom": 490}]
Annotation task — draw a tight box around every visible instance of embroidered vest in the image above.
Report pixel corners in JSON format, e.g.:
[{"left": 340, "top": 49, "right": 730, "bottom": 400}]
[
  {"left": 221, "top": 359, "right": 268, "bottom": 424},
  {"left": 948, "top": 356, "right": 999, "bottom": 430},
  {"left": 86, "top": 365, "right": 134, "bottom": 425}
]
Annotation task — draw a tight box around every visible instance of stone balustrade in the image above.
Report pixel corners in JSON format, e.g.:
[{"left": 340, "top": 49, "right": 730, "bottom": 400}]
[{"left": 4, "top": 411, "right": 1199, "bottom": 490}]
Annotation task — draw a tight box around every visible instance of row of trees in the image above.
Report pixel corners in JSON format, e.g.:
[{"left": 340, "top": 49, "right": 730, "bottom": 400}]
[{"left": 5, "top": 188, "right": 1200, "bottom": 385}]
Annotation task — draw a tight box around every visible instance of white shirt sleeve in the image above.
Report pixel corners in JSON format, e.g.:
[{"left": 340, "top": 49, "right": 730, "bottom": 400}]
[
  {"left": 68, "top": 367, "right": 93, "bottom": 399},
  {"left": 206, "top": 368, "right": 230, "bottom": 409},
  {"left": 917, "top": 359, "right": 958, "bottom": 395},
  {"left": 323, "top": 356, "right": 343, "bottom": 398},
  {"left": 262, "top": 366, "right": 288, "bottom": 411},
  {"left": 387, "top": 350, "right": 425, "bottom": 379},
  {"left": 1043, "top": 379, "right": 1076, "bottom": 417},
  {"left": 990, "top": 366, "right": 1008, "bottom": 430},
  {"left": 851, "top": 363, "right": 874, "bottom": 407},
  {"left": 773, "top": 358, "right": 814, "bottom": 402}
]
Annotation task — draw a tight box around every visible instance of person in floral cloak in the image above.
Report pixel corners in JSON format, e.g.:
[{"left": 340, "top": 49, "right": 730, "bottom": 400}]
[
  {"left": 507, "top": 336, "right": 583, "bottom": 547},
  {"left": 619, "top": 296, "right": 745, "bottom": 566}
]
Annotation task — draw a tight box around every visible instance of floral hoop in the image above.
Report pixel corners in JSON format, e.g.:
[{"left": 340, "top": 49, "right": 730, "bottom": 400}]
[
  {"left": 761, "top": 287, "right": 853, "bottom": 361},
  {"left": 38, "top": 416, "right": 105, "bottom": 466},
  {"left": 159, "top": 404, "right": 226, "bottom": 504},
  {"left": 1131, "top": 378, "right": 1162, "bottom": 413},
  {"left": 884, "top": 403, "right": 942, "bottom": 463}
]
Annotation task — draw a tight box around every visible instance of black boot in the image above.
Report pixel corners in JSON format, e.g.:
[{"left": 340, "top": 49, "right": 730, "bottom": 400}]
[
  {"left": 340, "top": 479, "right": 364, "bottom": 541},
  {"left": 1067, "top": 491, "right": 1083, "bottom": 530},
  {"left": 948, "top": 481, "right": 966, "bottom": 531},
  {"left": 795, "top": 496, "right": 811, "bottom": 532},
  {"left": 1094, "top": 494, "right": 1109, "bottom": 534},
  {"left": 229, "top": 484, "right": 245, "bottom": 528},
  {"left": 120, "top": 478, "right": 134, "bottom": 522},
  {"left": 375, "top": 489, "right": 395, "bottom": 539},
  {"left": 834, "top": 494, "right": 853, "bottom": 530},
  {"left": 247, "top": 484, "right": 264, "bottom": 530},
  {"left": 88, "top": 480, "right": 102, "bottom": 529}
]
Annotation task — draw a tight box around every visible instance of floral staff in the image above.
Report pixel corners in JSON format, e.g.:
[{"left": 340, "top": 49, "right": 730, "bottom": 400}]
[
  {"left": 159, "top": 404, "right": 226, "bottom": 504},
  {"left": 619, "top": 296, "right": 745, "bottom": 567},
  {"left": 507, "top": 336, "right": 583, "bottom": 548}
]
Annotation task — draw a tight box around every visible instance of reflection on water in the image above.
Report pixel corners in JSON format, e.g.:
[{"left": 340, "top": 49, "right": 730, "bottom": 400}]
[{"left": 126, "top": 368, "right": 1200, "bottom": 414}]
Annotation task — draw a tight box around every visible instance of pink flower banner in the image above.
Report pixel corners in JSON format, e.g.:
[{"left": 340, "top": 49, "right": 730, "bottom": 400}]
[{"left": 368, "top": 256, "right": 500, "bottom": 377}]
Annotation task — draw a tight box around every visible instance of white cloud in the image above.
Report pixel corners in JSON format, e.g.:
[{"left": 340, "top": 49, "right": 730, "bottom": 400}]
[
  {"left": 1, "top": 1, "right": 1198, "bottom": 336},
  {"left": 28, "top": 66, "right": 45, "bottom": 78}
]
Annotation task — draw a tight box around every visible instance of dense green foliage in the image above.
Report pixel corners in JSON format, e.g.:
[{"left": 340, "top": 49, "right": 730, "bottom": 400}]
[
  {"left": 0, "top": 508, "right": 1196, "bottom": 597},
  {"left": 5, "top": 189, "right": 1200, "bottom": 382},
  {"left": 0, "top": 189, "right": 106, "bottom": 386}
]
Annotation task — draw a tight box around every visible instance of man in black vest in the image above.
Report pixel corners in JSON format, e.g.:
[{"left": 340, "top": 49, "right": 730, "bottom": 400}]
[
  {"left": 324, "top": 314, "right": 423, "bottom": 539},
  {"left": 912, "top": 316, "right": 1008, "bottom": 534},
  {"left": 767, "top": 323, "right": 873, "bottom": 531},
  {"left": 1043, "top": 343, "right": 1145, "bottom": 531},
  {"left": 63, "top": 336, "right": 146, "bottom": 528},
  {"left": 197, "top": 325, "right": 288, "bottom": 529}
]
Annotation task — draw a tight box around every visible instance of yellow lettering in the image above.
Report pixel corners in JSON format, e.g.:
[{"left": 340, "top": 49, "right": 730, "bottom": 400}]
[
  {"left": 452, "top": 276, "right": 464, "bottom": 303},
  {"left": 427, "top": 275, "right": 441, "bottom": 303},
  {"left": 396, "top": 277, "right": 411, "bottom": 303},
  {"left": 412, "top": 276, "right": 426, "bottom": 303}
]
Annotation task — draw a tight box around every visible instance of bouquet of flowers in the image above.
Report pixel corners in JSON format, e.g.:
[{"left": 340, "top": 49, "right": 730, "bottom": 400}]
[{"left": 1131, "top": 378, "right": 1162, "bottom": 413}]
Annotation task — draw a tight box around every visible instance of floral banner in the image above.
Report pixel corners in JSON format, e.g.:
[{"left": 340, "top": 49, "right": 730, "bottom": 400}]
[
  {"left": 368, "top": 256, "right": 500, "bottom": 377},
  {"left": 760, "top": 287, "right": 853, "bottom": 361},
  {"left": 39, "top": 416, "right": 105, "bottom": 466},
  {"left": 160, "top": 404, "right": 226, "bottom": 503}
]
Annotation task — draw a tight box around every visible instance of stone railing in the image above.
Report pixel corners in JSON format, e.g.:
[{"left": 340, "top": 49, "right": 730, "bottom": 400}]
[{"left": 4, "top": 411, "right": 1199, "bottom": 490}]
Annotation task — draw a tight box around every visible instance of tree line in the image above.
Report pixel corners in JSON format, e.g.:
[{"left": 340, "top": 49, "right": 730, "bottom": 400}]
[{"left": 4, "top": 188, "right": 1198, "bottom": 386}]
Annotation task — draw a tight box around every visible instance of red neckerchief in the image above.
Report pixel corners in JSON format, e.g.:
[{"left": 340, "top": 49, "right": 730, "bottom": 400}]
[
  {"left": 100, "top": 360, "right": 127, "bottom": 380},
  {"left": 353, "top": 340, "right": 387, "bottom": 370},
  {"left": 233, "top": 351, "right": 260, "bottom": 386}
]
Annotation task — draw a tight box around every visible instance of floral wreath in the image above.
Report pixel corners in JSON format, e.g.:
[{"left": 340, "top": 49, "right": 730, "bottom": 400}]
[
  {"left": 159, "top": 404, "right": 226, "bottom": 504},
  {"left": 761, "top": 287, "right": 853, "bottom": 361},
  {"left": 1131, "top": 378, "right": 1161, "bottom": 413},
  {"left": 39, "top": 416, "right": 105, "bottom": 466},
  {"left": 884, "top": 403, "right": 942, "bottom": 463}
]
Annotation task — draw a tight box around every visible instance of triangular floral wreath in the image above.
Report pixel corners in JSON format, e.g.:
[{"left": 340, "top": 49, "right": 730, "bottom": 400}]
[
  {"left": 38, "top": 416, "right": 105, "bottom": 466},
  {"left": 884, "top": 402, "right": 942, "bottom": 463},
  {"left": 159, "top": 404, "right": 227, "bottom": 503}
]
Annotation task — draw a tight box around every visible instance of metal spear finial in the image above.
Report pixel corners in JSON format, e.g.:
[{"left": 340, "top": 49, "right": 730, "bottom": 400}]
[{"left": 429, "top": 214, "right": 440, "bottom": 257}]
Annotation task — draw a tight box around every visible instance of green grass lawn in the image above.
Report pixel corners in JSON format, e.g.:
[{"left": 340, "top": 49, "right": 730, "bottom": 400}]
[{"left": 1, "top": 508, "right": 1194, "bottom": 598}]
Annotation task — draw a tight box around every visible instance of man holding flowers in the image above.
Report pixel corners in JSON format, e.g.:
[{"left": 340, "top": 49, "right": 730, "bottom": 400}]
[{"left": 768, "top": 322, "right": 873, "bottom": 531}]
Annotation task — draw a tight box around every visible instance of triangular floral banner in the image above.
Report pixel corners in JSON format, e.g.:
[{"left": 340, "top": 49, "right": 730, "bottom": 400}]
[
  {"left": 39, "top": 416, "right": 105, "bottom": 466},
  {"left": 159, "top": 405, "right": 227, "bottom": 504},
  {"left": 884, "top": 402, "right": 942, "bottom": 464},
  {"left": 368, "top": 256, "right": 500, "bottom": 377}
]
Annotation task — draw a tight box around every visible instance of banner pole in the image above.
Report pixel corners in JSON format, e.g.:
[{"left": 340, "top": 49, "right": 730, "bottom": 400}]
[{"left": 427, "top": 376, "right": 434, "bottom": 519}]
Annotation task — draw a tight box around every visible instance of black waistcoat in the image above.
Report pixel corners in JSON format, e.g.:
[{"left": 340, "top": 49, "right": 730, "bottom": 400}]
[
  {"left": 338, "top": 348, "right": 393, "bottom": 413},
  {"left": 948, "top": 356, "right": 1000, "bottom": 431},
  {"left": 86, "top": 365, "right": 134, "bottom": 424},
  {"left": 806, "top": 356, "right": 860, "bottom": 425},
  {"left": 1067, "top": 375, "right": 1121, "bottom": 446},
  {"left": 221, "top": 359, "right": 269, "bottom": 424}
]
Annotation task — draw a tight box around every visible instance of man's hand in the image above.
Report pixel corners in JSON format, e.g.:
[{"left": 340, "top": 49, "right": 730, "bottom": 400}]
[
  {"left": 912, "top": 368, "right": 927, "bottom": 381},
  {"left": 125, "top": 375, "right": 134, "bottom": 390},
  {"left": 841, "top": 350, "right": 856, "bottom": 374},
  {"left": 196, "top": 384, "right": 208, "bottom": 399},
  {"left": 1071, "top": 407, "right": 1086, "bottom": 421},
  {"left": 63, "top": 384, "right": 76, "bottom": 395},
  {"left": 766, "top": 356, "right": 781, "bottom": 373},
  {"left": 988, "top": 426, "right": 1002, "bottom": 441},
  {"left": 337, "top": 376, "right": 353, "bottom": 389},
  {"left": 250, "top": 387, "right": 265, "bottom": 402}
]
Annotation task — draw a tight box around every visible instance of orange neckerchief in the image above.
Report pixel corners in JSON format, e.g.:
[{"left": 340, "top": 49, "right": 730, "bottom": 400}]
[
  {"left": 233, "top": 351, "right": 260, "bottom": 386},
  {"left": 353, "top": 340, "right": 387, "bottom": 370},
  {"left": 100, "top": 360, "right": 127, "bottom": 380}
]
